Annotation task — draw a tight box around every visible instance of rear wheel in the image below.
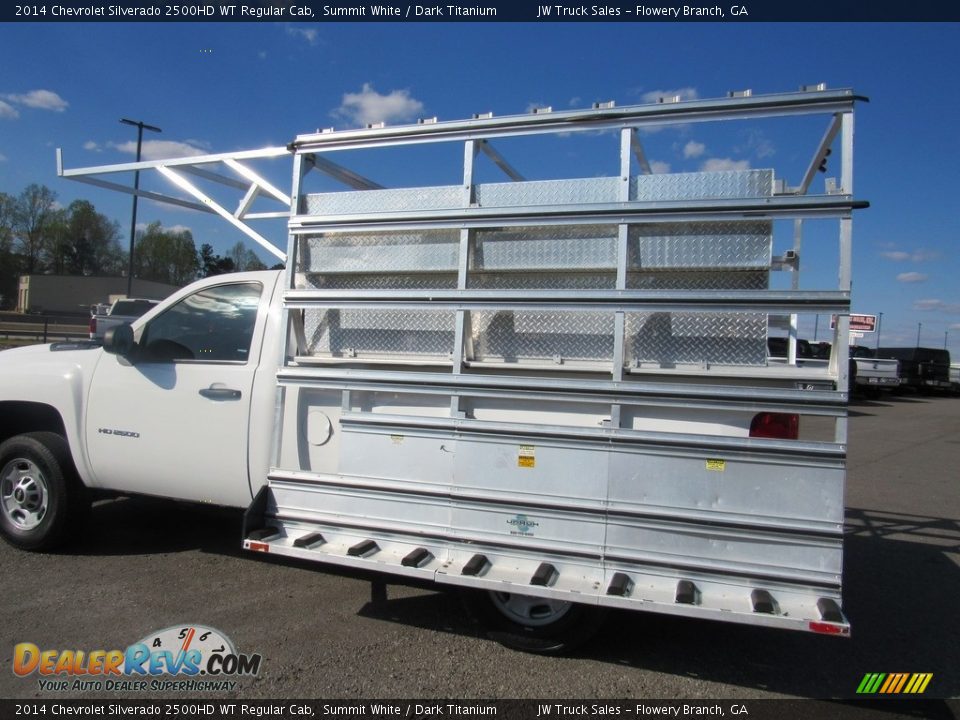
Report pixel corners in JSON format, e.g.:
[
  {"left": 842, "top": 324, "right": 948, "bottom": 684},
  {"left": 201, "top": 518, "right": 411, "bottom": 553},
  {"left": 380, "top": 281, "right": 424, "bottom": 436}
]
[
  {"left": 0, "top": 432, "right": 86, "bottom": 551},
  {"left": 461, "top": 589, "right": 605, "bottom": 654}
]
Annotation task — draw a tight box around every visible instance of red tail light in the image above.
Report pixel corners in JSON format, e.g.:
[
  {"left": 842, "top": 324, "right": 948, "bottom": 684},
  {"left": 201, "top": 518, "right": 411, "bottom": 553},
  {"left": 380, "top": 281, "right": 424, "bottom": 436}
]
[
  {"left": 88, "top": 317, "right": 96, "bottom": 336},
  {"left": 750, "top": 412, "right": 799, "bottom": 440}
]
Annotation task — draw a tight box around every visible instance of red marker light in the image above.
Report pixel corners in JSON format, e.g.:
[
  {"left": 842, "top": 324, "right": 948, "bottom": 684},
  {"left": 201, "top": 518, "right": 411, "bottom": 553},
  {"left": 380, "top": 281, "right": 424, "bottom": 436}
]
[
  {"left": 750, "top": 412, "right": 799, "bottom": 440},
  {"left": 809, "top": 621, "right": 849, "bottom": 636}
]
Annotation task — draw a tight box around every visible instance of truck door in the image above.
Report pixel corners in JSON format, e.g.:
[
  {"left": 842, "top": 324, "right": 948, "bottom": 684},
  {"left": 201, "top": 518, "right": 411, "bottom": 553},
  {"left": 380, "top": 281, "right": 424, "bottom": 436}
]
[{"left": 85, "top": 281, "right": 266, "bottom": 507}]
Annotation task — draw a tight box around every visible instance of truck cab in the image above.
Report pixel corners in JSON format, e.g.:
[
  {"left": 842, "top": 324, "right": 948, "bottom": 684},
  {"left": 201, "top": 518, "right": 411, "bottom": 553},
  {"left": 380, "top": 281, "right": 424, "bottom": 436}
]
[{"left": 0, "top": 272, "right": 283, "bottom": 550}]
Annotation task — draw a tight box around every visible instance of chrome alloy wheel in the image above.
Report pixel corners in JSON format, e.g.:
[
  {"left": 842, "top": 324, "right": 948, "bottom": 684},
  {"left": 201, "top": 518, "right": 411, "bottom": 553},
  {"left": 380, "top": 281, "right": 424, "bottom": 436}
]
[
  {"left": 488, "top": 592, "right": 573, "bottom": 627},
  {"left": 1, "top": 458, "right": 48, "bottom": 530}
]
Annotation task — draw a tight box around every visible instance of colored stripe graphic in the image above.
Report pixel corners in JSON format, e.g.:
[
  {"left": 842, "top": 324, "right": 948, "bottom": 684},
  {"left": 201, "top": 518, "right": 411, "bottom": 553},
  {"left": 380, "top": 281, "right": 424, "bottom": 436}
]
[{"left": 857, "top": 673, "right": 932, "bottom": 694}]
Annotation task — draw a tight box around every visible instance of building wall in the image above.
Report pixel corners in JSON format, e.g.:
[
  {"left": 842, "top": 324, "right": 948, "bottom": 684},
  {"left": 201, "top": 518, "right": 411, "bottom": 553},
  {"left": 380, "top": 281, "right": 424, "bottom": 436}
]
[{"left": 16, "top": 275, "right": 181, "bottom": 315}]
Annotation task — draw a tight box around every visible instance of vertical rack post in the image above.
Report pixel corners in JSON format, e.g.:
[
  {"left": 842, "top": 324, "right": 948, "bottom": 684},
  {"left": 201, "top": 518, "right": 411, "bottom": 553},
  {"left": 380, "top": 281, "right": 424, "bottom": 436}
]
[
  {"left": 450, "top": 140, "right": 478, "bottom": 416},
  {"left": 834, "top": 109, "right": 855, "bottom": 442}
]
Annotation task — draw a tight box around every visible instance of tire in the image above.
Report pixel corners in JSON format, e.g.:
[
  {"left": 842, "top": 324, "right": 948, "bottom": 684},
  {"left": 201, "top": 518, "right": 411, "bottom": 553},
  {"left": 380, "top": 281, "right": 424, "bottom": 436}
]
[
  {"left": 460, "top": 589, "right": 605, "bottom": 655},
  {"left": 0, "top": 432, "right": 86, "bottom": 551}
]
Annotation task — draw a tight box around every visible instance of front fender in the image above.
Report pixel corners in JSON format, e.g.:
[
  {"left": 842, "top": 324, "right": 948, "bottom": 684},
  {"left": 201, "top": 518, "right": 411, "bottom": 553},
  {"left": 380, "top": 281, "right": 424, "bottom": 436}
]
[{"left": 0, "top": 343, "right": 104, "bottom": 488}]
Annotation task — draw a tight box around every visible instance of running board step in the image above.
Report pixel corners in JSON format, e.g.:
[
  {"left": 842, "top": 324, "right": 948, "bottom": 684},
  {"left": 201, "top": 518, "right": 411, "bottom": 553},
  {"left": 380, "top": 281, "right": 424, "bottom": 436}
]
[
  {"left": 294, "top": 532, "right": 325, "bottom": 548},
  {"left": 462, "top": 554, "right": 491, "bottom": 577},
  {"left": 241, "top": 520, "right": 849, "bottom": 637},
  {"left": 247, "top": 526, "right": 280, "bottom": 542},
  {"left": 530, "top": 562, "right": 558, "bottom": 587},
  {"left": 348, "top": 539, "right": 380, "bottom": 558},
  {"left": 402, "top": 547, "right": 433, "bottom": 568}
]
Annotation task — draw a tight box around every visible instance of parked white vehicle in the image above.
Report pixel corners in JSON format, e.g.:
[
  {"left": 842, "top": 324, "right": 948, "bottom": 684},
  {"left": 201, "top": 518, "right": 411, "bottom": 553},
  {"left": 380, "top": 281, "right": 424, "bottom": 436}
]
[
  {"left": 89, "top": 297, "right": 161, "bottom": 341},
  {"left": 2, "top": 87, "right": 866, "bottom": 652},
  {"left": 849, "top": 345, "right": 900, "bottom": 396}
]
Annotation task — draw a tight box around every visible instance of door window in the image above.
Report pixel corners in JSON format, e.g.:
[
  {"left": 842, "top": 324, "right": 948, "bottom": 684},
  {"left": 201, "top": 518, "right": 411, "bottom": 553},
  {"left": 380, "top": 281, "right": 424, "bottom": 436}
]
[{"left": 138, "top": 282, "right": 262, "bottom": 363}]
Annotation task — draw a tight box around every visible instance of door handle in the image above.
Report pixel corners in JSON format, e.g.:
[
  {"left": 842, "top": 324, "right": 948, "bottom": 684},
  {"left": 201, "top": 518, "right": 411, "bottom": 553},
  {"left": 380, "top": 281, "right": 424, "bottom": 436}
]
[{"left": 199, "top": 386, "right": 242, "bottom": 401}]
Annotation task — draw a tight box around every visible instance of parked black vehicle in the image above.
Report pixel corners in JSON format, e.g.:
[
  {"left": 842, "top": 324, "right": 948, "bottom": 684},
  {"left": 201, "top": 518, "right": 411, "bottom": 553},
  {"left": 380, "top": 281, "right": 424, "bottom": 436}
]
[
  {"left": 876, "top": 347, "right": 952, "bottom": 393},
  {"left": 767, "top": 337, "right": 814, "bottom": 359}
]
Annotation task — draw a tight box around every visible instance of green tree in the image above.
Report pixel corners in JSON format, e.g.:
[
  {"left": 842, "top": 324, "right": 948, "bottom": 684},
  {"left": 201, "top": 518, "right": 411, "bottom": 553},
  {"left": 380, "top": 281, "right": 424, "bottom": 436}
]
[
  {"left": 12, "top": 184, "right": 58, "bottom": 274},
  {"left": 60, "top": 200, "right": 124, "bottom": 276},
  {"left": 0, "top": 192, "right": 17, "bottom": 308},
  {"left": 199, "top": 243, "right": 235, "bottom": 277},
  {"left": 134, "top": 222, "right": 198, "bottom": 286}
]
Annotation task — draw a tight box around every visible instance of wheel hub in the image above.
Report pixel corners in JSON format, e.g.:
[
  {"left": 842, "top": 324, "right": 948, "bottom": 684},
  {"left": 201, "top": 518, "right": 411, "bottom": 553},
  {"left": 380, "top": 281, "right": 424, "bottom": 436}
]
[
  {"left": 489, "top": 592, "right": 573, "bottom": 627},
  {"left": 1, "top": 459, "right": 48, "bottom": 530}
]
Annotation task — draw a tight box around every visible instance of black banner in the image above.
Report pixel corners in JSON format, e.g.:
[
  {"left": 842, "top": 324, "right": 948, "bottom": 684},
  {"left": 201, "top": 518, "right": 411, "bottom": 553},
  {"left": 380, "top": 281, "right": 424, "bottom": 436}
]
[
  {"left": 0, "top": 699, "right": 955, "bottom": 720},
  {"left": 3, "top": 0, "right": 960, "bottom": 23}
]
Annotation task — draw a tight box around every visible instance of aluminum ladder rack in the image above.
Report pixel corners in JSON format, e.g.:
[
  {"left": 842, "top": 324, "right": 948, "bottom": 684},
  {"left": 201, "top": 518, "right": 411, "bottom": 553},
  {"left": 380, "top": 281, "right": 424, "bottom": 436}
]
[{"left": 247, "top": 87, "right": 864, "bottom": 636}]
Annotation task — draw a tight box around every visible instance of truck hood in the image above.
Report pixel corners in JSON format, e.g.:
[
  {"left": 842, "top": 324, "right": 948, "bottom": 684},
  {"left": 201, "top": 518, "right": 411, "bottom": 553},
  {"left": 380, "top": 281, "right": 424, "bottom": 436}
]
[
  {"left": 0, "top": 341, "right": 103, "bottom": 401},
  {"left": 0, "top": 340, "right": 101, "bottom": 364}
]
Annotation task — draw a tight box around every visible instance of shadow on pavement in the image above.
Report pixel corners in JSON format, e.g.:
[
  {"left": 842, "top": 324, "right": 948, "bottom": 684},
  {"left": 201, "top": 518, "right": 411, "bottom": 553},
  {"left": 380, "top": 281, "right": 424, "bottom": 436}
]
[{"left": 67, "top": 498, "right": 959, "bottom": 702}]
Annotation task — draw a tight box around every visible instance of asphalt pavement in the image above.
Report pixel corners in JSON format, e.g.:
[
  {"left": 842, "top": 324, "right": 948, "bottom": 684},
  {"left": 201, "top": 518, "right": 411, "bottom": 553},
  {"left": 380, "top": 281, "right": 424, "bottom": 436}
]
[{"left": 0, "top": 394, "right": 957, "bottom": 703}]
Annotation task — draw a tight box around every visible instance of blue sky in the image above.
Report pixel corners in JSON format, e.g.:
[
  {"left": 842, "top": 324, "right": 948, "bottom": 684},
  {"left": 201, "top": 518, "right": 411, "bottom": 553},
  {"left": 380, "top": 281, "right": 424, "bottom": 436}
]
[{"left": 1, "top": 22, "right": 958, "bottom": 354}]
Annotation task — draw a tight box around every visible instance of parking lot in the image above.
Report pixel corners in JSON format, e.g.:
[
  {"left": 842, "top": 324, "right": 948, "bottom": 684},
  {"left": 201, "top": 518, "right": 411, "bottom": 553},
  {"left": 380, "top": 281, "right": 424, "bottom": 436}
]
[{"left": 1, "top": 394, "right": 957, "bottom": 702}]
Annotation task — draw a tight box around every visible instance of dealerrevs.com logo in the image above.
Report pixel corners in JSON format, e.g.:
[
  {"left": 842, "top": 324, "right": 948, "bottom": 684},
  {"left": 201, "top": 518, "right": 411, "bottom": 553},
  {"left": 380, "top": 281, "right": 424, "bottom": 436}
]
[{"left": 13, "top": 625, "right": 262, "bottom": 692}]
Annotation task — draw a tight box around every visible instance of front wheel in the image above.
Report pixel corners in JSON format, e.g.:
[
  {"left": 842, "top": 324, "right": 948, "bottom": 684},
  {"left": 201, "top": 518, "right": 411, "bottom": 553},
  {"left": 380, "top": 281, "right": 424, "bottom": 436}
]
[
  {"left": 460, "top": 589, "right": 605, "bottom": 654},
  {"left": 0, "top": 432, "right": 86, "bottom": 551}
]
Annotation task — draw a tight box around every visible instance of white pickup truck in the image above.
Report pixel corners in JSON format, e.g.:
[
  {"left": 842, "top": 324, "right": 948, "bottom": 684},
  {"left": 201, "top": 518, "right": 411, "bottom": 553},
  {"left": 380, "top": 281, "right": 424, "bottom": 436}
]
[
  {"left": 1, "top": 270, "right": 281, "bottom": 529},
  {"left": 4, "top": 88, "right": 865, "bottom": 652},
  {"left": 849, "top": 345, "right": 900, "bottom": 397},
  {"left": 89, "top": 298, "right": 161, "bottom": 342}
]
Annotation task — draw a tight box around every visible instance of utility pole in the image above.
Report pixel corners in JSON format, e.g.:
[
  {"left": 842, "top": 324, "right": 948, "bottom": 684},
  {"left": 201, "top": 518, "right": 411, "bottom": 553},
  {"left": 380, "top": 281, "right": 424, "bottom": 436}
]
[
  {"left": 916, "top": 322, "right": 922, "bottom": 348},
  {"left": 875, "top": 312, "right": 883, "bottom": 352},
  {"left": 120, "top": 118, "right": 162, "bottom": 296}
]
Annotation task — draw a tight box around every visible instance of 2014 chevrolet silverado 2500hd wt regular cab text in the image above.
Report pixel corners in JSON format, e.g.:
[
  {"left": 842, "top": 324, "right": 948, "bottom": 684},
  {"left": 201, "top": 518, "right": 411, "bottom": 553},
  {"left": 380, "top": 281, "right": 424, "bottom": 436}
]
[{"left": 3, "top": 88, "right": 865, "bottom": 653}]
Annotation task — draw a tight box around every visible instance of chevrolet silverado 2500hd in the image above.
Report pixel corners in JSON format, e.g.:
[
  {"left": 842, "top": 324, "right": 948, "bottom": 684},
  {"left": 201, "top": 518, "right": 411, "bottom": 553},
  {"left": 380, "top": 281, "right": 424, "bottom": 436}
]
[{"left": 2, "top": 88, "right": 866, "bottom": 652}]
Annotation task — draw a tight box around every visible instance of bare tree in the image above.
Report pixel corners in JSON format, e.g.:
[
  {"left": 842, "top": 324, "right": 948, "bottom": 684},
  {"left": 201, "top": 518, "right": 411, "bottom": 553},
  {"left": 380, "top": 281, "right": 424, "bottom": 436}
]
[{"left": 228, "top": 240, "right": 268, "bottom": 272}]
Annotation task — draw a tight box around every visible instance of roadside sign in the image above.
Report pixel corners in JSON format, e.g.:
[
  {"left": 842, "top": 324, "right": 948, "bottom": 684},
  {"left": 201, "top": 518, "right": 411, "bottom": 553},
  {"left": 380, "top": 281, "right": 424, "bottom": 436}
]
[{"left": 831, "top": 314, "right": 877, "bottom": 332}]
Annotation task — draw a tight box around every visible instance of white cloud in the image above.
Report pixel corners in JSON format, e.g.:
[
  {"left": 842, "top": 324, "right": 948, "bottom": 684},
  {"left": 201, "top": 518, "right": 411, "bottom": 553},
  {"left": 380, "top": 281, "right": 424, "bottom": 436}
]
[
  {"left": 950, "top": 323, "right": 960, "bottom": 331},
  {"left": 649, "top": 160, "right": 671, "bottom": 174},
  {"left": 881, "top": 251, "right": 910, "bottom": 262},
  {"left": 737, "top": 129, "right": 776, "bottom": 159},
  {"left": 0, "top": 153, "right": 7, "bottom": 163},
  {"left": 334, "top": 83, "right": 424, "bottom": 127},
  {"left": 3, "top": 89, "right": 68, "bottom": 112},
  {"left": 136, "top": 222, "right": 192, "bottom": 234},
  {"left": 83, "top": 141, "right": 101, "bottom": 152},
  {"left": 701, "top": 158, "right": 751, "bottom": 172},
  {"left": 258, "top": 51, "right": 267, "bottom": 60},
  {"left": 641, "top": 87, "right": 698, "bottom": 104},
  {"left": 683, "top": 141, "right": 705, "bottom": 159},
  {"left": 914, "top": 299, "right": 960, "bottom": 314},
  {"left": 897, "top": 272, "right": 928, "bottom": 283},
  {"left": 110, "top": 139, "right": 209, "bottom": 160},
  {"left": 881, "top": 248, "right": 940, "bottom": 262},
  {"left": 0, "top": 100, "right": 18, "bottom": 119},
  {"left": 286, "top": 26, "right": 318, "bottom": 44}
]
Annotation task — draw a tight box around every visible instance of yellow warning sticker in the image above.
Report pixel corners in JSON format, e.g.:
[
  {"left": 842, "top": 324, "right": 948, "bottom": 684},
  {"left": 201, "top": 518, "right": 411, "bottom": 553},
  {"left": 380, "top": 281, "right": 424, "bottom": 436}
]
[
  {"left": 706, "top": 459, "right": 726, "bottom": 472},
  {"left": 518, "top": 445, "right": 535, "bottom": 468},
  {"left": 390, "top": 434, "right": 404, "bottom": 445}
]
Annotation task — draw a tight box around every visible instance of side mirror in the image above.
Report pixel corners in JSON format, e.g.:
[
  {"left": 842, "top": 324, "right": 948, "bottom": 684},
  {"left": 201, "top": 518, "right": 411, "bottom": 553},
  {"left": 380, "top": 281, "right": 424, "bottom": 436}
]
[{"left": 103, "top": 324, "right": 136, "bottom": 359}]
